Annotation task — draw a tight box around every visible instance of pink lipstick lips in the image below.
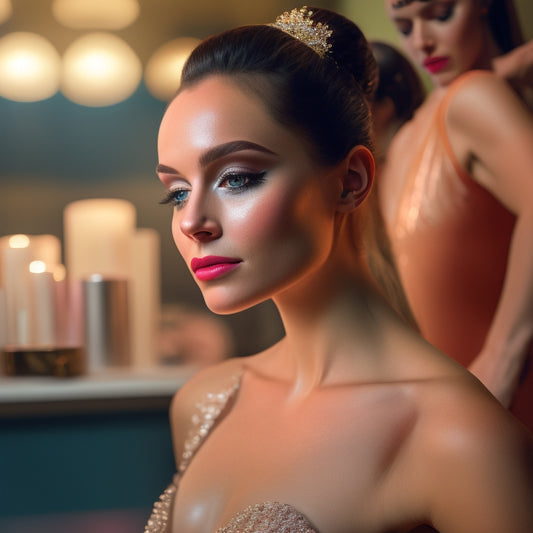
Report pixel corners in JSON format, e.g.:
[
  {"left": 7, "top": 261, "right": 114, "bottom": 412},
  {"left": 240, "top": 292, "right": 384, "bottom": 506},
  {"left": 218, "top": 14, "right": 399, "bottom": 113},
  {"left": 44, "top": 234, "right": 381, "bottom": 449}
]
[
  {"left": 191, "top": 256, "right": 241, "bottom": 281},
  {"left": 423, "top": 56, "right": 449, "bottom": 74}
]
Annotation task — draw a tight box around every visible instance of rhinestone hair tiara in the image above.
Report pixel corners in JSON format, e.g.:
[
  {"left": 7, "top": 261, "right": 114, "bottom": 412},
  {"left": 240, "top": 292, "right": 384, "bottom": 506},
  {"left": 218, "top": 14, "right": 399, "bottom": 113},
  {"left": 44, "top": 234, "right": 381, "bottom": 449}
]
[{"left": 271, "top": 6, "right": 332, "bottom": 58}]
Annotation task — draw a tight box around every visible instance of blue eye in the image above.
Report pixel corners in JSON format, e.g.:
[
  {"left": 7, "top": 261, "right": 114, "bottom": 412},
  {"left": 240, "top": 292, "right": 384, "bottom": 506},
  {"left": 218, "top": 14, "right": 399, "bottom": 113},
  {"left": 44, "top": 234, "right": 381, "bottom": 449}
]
[
  {"left": 220, "top": 171, "right": 267, "bottom": 192},
  {"left": 159, "top": 188, "right": 190, "bottom": 209}
]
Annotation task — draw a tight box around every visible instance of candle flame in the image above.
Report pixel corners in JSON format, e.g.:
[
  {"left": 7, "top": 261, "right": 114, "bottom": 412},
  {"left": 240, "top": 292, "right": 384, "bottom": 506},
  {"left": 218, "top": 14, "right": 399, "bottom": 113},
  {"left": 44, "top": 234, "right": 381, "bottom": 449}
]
[
  {"left": 29, "top": 260, "right": 47, "bottom": 273},
  {"left": 9, "top": 234, "right": 30, "bottom": 248}
]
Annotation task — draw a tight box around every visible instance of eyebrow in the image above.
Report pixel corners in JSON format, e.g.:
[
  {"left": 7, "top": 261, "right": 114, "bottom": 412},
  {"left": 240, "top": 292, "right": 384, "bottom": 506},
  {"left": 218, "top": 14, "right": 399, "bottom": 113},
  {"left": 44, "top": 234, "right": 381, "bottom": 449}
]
[
  {"left": 391, "top": 0, "right": 431, "bottom": 8},
  {"left": 156, "top": 140, "right": 276, "bottom": 175}
]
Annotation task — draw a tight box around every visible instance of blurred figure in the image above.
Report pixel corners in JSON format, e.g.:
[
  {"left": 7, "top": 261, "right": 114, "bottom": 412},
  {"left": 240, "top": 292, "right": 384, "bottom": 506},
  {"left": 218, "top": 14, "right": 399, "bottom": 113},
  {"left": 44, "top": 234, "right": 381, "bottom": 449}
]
[
  {"left": 370, "top": 40, "right": 425, "bottom": 164},
  {"left": 380, "top": 0, "right": 533, "bottom": 430}
]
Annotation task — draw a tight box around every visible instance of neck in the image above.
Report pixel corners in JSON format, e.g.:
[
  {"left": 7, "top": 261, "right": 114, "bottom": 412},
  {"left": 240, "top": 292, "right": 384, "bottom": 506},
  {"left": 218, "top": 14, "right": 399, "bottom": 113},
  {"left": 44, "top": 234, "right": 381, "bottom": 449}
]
[{"left": 270, "top": 250, "right": 400, "bottom": 398}]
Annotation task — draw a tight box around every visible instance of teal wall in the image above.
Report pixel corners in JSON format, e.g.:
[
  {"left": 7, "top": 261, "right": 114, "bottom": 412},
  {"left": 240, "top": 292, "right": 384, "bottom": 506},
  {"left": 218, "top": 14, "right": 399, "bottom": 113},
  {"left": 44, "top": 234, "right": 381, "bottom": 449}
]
[{"left": 0, "top": 407, "right": 174, "bottom": 518}]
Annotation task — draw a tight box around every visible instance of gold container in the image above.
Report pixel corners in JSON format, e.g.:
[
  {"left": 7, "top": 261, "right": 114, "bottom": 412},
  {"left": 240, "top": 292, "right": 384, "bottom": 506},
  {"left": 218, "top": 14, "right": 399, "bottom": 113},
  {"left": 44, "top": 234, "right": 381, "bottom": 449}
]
[{"left": 2, "top": 346, "right": 86, "bottom": 377}]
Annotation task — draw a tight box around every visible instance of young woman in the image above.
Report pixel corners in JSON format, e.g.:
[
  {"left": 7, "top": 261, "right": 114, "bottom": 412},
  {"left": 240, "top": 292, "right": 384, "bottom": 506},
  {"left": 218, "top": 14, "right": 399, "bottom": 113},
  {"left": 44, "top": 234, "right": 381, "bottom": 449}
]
[
  {"left": 380, "top": 0, "right": 533, "bottom": 430},
  {"left": 146, "top": 7, "right": 533, "bottom": 532}
]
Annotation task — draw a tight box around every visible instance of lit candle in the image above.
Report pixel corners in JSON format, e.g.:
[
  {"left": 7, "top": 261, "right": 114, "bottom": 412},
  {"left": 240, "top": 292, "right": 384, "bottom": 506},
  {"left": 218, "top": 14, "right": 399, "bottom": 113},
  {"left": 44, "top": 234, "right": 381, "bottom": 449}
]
[
  {"left": 0, "top": 233, "right": 61, "bottom": 288},
  {"left": 0, "top": 286, "right": 6, "bottom": 347},
  {"left": 29, "top": 260, "right": 56, "bottom": 346},
  {"left": 63, "top": 199, "right": 136, "bottom": 281},
  {"left": 1, "top": 235, "right": 32, "bottom": 345},
  {"left": 52, "top": 265, "right": 69, "bottom": 346}
]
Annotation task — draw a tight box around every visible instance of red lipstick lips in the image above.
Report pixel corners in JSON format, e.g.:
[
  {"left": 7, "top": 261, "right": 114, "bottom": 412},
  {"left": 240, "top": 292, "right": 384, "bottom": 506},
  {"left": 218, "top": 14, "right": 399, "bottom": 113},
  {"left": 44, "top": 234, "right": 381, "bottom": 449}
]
[
  {"left": 423, "top": 56, "right": 449, "bottom": 74},
  {"left": 191, "top": 256, "right": 241, "bottom": 281}
]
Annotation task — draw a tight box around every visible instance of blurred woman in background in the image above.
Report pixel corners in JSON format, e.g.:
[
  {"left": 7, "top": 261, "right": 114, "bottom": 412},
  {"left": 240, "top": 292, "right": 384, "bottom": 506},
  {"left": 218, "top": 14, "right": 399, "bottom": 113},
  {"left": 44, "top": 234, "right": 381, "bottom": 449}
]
[{"left": 380, "top": 0, "right": 533, "bottom": 430}]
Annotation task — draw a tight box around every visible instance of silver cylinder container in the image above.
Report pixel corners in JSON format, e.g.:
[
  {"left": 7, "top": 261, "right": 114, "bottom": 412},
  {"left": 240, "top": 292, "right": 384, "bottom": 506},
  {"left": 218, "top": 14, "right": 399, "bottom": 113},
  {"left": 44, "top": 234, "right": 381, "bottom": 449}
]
[{"left": 83, "top": 275, "right": 130, "bottom": 370}]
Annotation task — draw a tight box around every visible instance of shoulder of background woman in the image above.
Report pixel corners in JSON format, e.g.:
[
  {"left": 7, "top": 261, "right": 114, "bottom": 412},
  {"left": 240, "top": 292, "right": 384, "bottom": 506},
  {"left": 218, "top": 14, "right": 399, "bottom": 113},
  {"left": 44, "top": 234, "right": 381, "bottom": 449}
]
[
  {"left": 446, "top": 69, "right": 523, "bottom": 114},
  {"left": 444, "top": 70, "right": 530, "bottom": 143}
]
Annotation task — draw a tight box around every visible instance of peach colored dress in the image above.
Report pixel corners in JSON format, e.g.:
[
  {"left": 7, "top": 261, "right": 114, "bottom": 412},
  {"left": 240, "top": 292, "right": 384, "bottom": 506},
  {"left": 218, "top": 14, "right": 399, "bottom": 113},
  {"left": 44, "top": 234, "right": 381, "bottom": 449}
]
[{"left": 384, "top": 70, "right": 532, "bottom": 431}]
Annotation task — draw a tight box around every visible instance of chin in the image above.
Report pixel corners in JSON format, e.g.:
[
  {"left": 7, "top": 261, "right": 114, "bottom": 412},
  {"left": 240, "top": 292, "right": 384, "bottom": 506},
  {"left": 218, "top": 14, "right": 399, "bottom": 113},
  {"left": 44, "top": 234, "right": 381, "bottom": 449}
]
[
  {"left": 203, "top": 295, "right": 261, "bottom": 316},
  {"left": 202, "top": 287, "right": 273, "bottom": 316}
]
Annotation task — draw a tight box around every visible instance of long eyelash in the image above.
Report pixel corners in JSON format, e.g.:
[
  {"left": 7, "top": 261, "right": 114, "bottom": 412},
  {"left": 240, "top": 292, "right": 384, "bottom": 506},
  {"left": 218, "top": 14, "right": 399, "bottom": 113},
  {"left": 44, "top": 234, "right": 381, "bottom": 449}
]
[
  {"left": 159, "top": 190, "right": 188, "bottom": 206},
  {"left": 221, "top": 170, "right": 268, "bottom": 192},
  {"left": 159, "top": 191, "right": 175, "bottom": 205}
]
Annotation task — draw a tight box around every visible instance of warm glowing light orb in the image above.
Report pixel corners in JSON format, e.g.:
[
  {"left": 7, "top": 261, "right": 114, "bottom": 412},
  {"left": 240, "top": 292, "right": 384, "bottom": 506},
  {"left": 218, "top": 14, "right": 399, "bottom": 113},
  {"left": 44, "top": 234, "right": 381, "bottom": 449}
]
[
  {"left": 144, "top": 37, "right": 200, "bottom": 102},
  {"left": 0, "top": 32, "right": 61, "bottom": 102},
  {"left": 61, "top": 32, "right": 142, "bottom": 107},
  {"left": 52, "top": 0, "right": 139, "bottom": 29}
]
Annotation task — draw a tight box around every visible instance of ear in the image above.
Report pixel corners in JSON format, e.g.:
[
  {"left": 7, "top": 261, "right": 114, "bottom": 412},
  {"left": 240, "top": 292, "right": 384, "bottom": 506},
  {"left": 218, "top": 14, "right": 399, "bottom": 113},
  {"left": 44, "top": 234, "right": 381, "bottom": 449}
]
[{"left": 336, "top": 145, "right": 375, "bottom": 213}]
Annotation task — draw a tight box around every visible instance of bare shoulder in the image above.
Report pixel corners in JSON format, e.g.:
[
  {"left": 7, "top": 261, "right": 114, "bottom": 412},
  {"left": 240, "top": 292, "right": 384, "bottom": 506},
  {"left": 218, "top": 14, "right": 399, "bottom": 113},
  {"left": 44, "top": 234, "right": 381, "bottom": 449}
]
[
  {"left": 169, "top": 357, "right": 245, "bottom": 467},
  {"left": 446, "top": 70, "right": 530, "bottom": 133},
  {"left": 408, "top": 375, "right": 533, "bottom": 531}
]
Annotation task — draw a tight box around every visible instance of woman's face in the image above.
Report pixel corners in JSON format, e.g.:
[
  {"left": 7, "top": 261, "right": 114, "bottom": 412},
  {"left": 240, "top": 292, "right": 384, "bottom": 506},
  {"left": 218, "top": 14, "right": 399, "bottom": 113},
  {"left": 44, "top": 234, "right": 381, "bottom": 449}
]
[
  {"left": 384, "top": 0, "right": 489, "bottom": 87},
  {"left": 157, "top": 76, "right": 340, "bottom": 314}
]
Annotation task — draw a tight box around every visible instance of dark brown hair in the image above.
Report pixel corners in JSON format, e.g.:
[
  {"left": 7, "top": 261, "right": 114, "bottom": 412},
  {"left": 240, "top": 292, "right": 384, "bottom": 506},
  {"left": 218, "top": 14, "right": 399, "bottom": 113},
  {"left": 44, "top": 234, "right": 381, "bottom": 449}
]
[
  {"left": 179, "top": 7, "right": 378, "bottom": 166},
  {"left": 371, "top": 40, "right": 425, "bottom": 123}
]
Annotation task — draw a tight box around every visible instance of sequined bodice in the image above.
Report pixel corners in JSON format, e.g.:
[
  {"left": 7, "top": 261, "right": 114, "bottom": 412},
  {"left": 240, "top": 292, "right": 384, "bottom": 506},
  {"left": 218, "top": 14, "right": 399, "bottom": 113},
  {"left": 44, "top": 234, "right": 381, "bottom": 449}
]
[{"left": 144, "top": 374, "right": 319, "bottom": 533}]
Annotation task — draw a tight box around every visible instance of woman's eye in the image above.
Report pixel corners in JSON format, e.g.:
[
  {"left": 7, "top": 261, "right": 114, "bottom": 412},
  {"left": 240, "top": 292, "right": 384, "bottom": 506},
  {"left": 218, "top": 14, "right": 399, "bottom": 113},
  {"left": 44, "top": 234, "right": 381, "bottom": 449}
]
[
  {"left": 159, "top": 188, "right": 190, "bottom": 208},
  {"left": 395, "top": 21, "right": 412, "bottom": 37},
  {"left": 434, "top": 5, "right": 453, "bottom": 21},
  {"left": 226, "top": 175, "right": 248, "bottom": 188},
  {"left": 219, "top": 171, "right": 267, "bottom": 192}
]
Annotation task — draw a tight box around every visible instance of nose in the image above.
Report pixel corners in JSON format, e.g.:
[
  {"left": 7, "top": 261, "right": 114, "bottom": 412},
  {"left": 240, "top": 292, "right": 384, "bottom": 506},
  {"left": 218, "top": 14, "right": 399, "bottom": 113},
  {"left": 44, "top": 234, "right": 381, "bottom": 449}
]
[
  {"left": 411, "top": 20, "right": 435, "bottom": 54},
  {"left": 178, "top": 194, "right": 222, "bottom": 243}
]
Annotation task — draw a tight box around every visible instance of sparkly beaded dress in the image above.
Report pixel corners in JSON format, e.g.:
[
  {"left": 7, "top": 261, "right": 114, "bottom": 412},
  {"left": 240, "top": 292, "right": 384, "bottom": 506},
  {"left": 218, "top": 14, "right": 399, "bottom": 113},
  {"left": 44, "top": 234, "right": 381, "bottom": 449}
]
[{"left": 144, "top": 374, "right": 318, "bottom": 533}]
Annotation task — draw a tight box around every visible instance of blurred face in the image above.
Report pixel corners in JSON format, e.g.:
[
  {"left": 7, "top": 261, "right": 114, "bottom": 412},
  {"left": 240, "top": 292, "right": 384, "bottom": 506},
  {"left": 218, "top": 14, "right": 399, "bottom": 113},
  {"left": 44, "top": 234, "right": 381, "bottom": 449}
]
[
  {"left": 384, "top": 0, "right": 490, "bottom": 87},
  {"left": 157, "top": 76, "right": 340, "bottom": 314}
]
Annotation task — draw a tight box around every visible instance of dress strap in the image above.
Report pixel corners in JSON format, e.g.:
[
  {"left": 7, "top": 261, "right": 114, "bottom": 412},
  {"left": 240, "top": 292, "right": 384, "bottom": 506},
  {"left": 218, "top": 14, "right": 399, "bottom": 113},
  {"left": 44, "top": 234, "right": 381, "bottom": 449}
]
[
  {"left": 179, "top": 373, "right": 242, "bottom": 474},
  {"left": 144, "top": 373, "right": 242, "bottom": 533},
  {"left": 436, "top": 70, "right": 488, "bottom": 185}
]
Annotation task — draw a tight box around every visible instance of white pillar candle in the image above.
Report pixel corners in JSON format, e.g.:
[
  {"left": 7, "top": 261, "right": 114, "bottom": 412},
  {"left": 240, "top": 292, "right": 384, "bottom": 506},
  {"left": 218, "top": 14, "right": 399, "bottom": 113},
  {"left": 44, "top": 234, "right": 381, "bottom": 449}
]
[
  {"left": 1, "top": 235, "right": 32, "bottom": 345},
  {"left": 52, "top": 265, "right": 70, "bottom": 346},
  {"left": 66, "top": 279, "right": 85, "bottom": 347},
  {"left": 130, "top": 228, "right": 161, "bottom": 368},
  {"left": 63, "top": 199, "right": 136, "bottom": 281},
  {"left": 0, "top": 286, "right": 7, "bottom": 347},
  {"left": 29, "top": 261, "right": 56, "bottom": 346}
]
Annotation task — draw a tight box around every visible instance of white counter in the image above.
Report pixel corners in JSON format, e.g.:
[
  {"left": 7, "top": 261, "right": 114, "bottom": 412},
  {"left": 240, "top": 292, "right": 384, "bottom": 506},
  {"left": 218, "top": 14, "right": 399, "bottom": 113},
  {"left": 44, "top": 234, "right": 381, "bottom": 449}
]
[{"left": 0, "top": 365, "right": 197, "bottom": 416}]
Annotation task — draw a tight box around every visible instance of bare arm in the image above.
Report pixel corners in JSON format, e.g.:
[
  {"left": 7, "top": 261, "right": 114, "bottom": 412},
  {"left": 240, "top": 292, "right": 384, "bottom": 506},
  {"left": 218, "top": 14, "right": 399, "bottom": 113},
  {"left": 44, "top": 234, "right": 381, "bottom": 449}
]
[
  {"left": 447, "top": 72, "right": 533, "bottom": 406},
  {"left": 493, "top": 40, "right": 533, "bottom": 108}
]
